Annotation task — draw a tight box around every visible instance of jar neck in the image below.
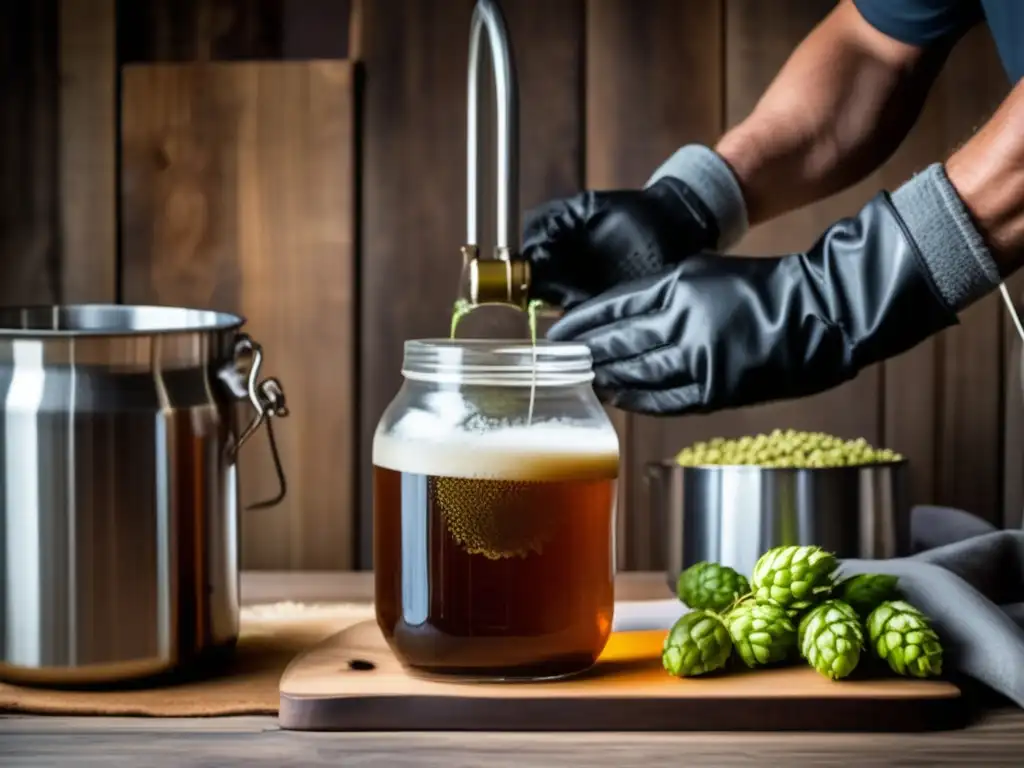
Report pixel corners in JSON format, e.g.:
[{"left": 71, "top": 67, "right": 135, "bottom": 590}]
[{"left": 401, "top": 339, "right": 595, "bottom": 387}]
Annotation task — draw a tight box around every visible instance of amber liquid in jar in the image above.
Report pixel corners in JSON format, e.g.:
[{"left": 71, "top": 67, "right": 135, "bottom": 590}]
[{"left": 373, "top": 424, "right": 617, "bottom": 680}]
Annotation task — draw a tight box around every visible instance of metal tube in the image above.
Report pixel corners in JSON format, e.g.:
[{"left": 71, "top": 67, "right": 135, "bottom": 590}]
[{"left": 467, "top": 0, "right": 519, "bottom": 256}]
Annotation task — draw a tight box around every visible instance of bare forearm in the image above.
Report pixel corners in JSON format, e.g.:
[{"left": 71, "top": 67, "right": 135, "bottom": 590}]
[
  {"left": 714, "top": 0, "right": 944, "bottom": 227},
  {"left": 945, "top": 77, "right": 1024, "bottom": 277}
]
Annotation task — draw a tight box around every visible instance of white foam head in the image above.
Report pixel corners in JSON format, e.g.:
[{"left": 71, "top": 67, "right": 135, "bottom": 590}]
[{"left": 373, "top": 415, "right": 620, "bottom": 482}]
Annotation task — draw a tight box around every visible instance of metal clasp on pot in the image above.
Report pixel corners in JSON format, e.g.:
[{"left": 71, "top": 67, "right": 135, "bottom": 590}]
[{"left": 227, "top": 333, "right": 289, "bottom": 510}]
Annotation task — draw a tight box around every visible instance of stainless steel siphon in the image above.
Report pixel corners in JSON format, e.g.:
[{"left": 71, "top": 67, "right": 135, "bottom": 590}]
[
  {"left": 649, "top": 460, "right": 909, "bottom": 591},
  {"left": 0, "top": 304, "right": 288, "bottom": 686},
  {"left": 458, "top": 0, "right": 533, "bottom": 310}
]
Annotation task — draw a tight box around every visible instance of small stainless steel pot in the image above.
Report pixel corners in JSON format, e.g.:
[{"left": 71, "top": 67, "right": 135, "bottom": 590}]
[
  {"left": 649, "top": 460, "right": 909, "bottom": 592},
  {"left": 0, "top": 304, "right": 288, "bottom": 686}
]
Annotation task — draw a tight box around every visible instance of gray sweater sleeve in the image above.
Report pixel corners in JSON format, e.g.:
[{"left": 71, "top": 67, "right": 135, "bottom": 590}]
[
  {"left": 890, "top": 163, "right": 1000, "bottom": 313},
  {"left": 645, "top": 145, "right": 749, "bottom": 251}
]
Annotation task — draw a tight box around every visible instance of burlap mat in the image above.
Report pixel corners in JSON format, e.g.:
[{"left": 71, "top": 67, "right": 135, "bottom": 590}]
[{"left": 0, "top": 602, "right": 374, "bottom": 717}]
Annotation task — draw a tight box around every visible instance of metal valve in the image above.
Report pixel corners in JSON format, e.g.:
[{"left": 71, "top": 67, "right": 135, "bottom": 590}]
[{"left": 458, "top": 0, "right": 532, "bottom": 310}]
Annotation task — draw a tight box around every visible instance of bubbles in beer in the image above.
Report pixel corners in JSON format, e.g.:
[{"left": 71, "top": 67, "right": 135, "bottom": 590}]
[{"left": 432, "top": 476, "right": 555, "bottom": 560}]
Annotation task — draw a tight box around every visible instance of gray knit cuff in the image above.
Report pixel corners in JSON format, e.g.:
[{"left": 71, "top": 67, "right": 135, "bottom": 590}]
[
  {"left": 890, "top": 163, "right": 1000, "bottom": 312},
  {"left": 645, "top": 144, "right": 749, "bottom": 250}
]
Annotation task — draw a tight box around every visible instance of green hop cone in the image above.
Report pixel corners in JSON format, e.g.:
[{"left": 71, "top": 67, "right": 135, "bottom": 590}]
[
  {"left": 835, "top": 573, "right": 900, "bottom": 618},
  {"left": 676, "top": 562, "right": 750, "bottom": 613},
  {"left": 751, "top": 545, "right": 837, "bottom": 611},
  {"left": 866, "top": 600, "right": 944, "bottom": 679},
  {"left": 798, "top": 599, "right": 864, "bottom": 680},
  {"left": 662, "top": 610, "right": 733, "bottom": 677},
  {"left": 725, "top": 600, "right": 797, "bottom": 668}
]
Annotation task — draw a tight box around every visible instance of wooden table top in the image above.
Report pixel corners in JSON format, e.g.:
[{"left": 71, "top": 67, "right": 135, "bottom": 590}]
[{"left": 2, "top": 571, "right": 1023, "bottom": 767}]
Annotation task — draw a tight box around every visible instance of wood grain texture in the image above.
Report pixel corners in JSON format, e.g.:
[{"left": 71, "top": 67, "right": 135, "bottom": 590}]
[
  {"left": 2, "top": 710, "right": 1024, "bottom": 767},
  {"left": 586, "top": 0, "right": 724, "bottom": 571},
  {"left": 0, "top": 2, "right": 61, "bottom": 305},
  {"left": 120, "top": 62, "right": 356, "bottom": 570},
  {"left": 117, "top": 0, "right": 352, "bottom": 63},
  {"left": 117, "top": 0, "right": 284, "bottom": 62},
  {"left": 59, "top": 0, "right": 117, "bottom": 303},
  {"left": 357, "top": 0, "right": 585, "bottom": 568},
  {"left": 278, "top": 620, "right": 961, "bottom": 732}
]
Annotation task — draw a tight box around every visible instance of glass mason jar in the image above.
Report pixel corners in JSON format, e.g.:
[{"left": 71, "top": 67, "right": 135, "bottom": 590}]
[{"left": 372, "top": 339, "right": 620, "bottom": 680}]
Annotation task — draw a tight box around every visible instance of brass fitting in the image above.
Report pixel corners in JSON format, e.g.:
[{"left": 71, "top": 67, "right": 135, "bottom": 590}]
[{"left": 461, "top": 247, "right": 531, "bottom": 309}]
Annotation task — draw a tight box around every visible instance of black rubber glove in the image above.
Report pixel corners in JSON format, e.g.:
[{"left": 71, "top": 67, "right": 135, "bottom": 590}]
[
  {"left": 546, "top": 192, "right": 960, "bottom": 416},
  {"left": 522, "top": 177, "right": 720, "bottom": 310}
]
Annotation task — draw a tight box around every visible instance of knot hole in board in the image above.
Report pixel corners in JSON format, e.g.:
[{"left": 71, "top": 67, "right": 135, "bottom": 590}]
[{"left": 347, "top": 658, "right": 375, "bottom": 672}]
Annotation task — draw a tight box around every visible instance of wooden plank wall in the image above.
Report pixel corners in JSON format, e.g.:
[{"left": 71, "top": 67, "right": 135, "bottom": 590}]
[
  {"left": 119, "top": 61, "right": 356, "bottom": 569},
  {"left": 3, "top": 0, "right": 1018, "bottom": 570},
  {"left": 117, "top": 2, "right": 358, "bottom": 570}
]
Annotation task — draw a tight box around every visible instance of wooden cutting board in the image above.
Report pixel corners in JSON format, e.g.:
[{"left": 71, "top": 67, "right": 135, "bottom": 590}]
[{"left": 278, "top": 619, "right": 965, "bottom": 732}]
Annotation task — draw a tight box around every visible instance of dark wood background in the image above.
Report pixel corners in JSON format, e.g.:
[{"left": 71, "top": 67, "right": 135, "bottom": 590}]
[{"left": 1, "top": 0, "right": 1019, "bottom": 572}]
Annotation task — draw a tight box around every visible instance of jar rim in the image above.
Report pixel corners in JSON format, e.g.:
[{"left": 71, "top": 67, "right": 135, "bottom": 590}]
[{"left": 401, "top": 338, "right": 595, "bottom": 386}]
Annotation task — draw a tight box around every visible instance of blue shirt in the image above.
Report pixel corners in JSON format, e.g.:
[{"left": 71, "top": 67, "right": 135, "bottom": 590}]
[{"left": 853, "top": 0, "right": 1022, "bottom": 83}]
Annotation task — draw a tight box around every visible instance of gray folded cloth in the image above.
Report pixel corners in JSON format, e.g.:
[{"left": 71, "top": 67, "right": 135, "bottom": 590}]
[{"left": 840, "top": 505, "right": 1024, "bottom": 708}]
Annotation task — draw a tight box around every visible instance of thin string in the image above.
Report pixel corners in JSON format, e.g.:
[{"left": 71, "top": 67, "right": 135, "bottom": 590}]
[
  {"left": 449, "top": 300, "right": 543, "bottom": 426},
  {"left": 1000, "top": 283, "right": 1024, "bottom": 344},
  {"left": 525, "top": 299, "right": 543, "bottom": 426}
]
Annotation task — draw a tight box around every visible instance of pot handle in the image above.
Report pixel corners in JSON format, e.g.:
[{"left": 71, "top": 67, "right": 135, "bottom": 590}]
[{"left": 221, "top": 332, "right": 290, "bottom": 510}]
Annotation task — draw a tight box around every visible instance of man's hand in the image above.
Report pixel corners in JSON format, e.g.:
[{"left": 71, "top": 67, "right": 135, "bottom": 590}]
[
  {"left": 546, "top": 191, "right": 960, "bottom": 416},
  {"left": 522, "top": 176, "right": 721, "bottom": 311}
]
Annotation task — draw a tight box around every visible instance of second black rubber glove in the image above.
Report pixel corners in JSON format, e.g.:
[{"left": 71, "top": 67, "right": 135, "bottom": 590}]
[
  {"left": 521, "top": 177, "right": 719, "bottom": 310},
  {"left": 522, "top": 145, "right": 751, "bottom": 310},
  {"left": 546, "top": 190, "right": 962, "bottom": 416}
]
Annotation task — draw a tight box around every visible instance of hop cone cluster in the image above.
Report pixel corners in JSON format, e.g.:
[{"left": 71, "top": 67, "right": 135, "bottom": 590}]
[
  {"left": 751, "top": 545, "right": 837, "bottom": 612},
  {"left": 798, "top": 599, "right": 864, "bottom": 680},
  {"left": 662, "top": 610, "right": 733, "bottom": 677},
  {"left": 725, "top": 600, "right": 797, "bottom": 668},
  {"left": 836, "top": 573, "right": 900, "bottom": 618},
  {"left": 867, "top": 600, "right": 943, "bottom": 678},
  {"left": 677, "top": 561, "right": 750, "bottom": 612},
  {"left": 663, "top": 541, "right": 946, "bottom": 685}
]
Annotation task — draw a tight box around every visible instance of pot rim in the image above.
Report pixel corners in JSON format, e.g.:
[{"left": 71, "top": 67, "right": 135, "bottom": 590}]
[
  {"left": 0, "top": 303, "right": 246, "bottom": 339},
  {"left": 647, "top": 457, "right": 909, "bottom": 472}
]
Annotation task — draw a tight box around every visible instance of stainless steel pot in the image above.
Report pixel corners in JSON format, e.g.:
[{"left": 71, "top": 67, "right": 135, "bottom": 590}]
[
  {"left": 0, "top": 304, "right": 288, "bottom": 686},
  {"left": 649, "top": 460, "right": 909, "bottom": 592}
]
